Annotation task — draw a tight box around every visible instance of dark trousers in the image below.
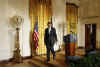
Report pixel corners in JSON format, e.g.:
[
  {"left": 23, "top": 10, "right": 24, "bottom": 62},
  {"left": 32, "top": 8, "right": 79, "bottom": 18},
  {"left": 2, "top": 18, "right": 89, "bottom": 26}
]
[{"left": 46, "top": 46, "right": 55, "bottom": 61}]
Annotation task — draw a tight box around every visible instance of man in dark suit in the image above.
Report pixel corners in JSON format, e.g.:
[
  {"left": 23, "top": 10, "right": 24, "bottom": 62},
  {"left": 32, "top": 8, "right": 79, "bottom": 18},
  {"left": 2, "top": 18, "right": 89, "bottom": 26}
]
[{"left": 44, "top": 22, "right": 57, "bottom": 62}]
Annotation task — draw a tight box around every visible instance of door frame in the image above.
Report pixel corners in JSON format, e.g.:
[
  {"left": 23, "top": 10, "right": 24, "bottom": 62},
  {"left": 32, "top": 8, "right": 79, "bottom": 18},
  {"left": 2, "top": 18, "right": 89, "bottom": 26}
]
[{"left": 85, "top": 24, "right": 96, "bottom": 51}]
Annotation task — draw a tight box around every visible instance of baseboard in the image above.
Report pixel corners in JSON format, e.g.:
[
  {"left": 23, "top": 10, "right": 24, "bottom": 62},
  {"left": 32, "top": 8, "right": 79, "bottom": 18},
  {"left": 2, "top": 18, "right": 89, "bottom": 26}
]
[
  {"left": 0, "top": 56, "right": 32, "bottom": 63},
  {"left": 96, "top": 48, "right": 100, "bottom": 50},
  {"left": 23, "top": 56, "right": 32, "bottom": 60},
  {"left": 0, "top": 58, "right": 12, "bottom": 64}
]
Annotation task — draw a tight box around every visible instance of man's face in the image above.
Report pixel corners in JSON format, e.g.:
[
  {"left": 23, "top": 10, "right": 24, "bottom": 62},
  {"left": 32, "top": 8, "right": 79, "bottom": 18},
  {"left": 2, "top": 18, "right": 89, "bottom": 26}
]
[{"left": 48, "top": 23, "right": 52, "bottom": 28}]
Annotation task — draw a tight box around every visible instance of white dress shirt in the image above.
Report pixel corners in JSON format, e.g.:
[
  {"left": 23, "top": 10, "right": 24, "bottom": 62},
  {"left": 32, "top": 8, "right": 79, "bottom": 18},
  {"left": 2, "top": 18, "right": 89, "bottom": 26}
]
[{"left": 49, "top": 27, "right": 51, "bottom": 34}]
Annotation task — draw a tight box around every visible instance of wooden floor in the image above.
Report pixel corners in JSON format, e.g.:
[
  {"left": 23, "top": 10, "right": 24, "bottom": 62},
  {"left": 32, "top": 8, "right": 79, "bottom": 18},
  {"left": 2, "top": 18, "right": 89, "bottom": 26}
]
[{"left": 0, "top": 51, "right": 68, "bottom": 67}]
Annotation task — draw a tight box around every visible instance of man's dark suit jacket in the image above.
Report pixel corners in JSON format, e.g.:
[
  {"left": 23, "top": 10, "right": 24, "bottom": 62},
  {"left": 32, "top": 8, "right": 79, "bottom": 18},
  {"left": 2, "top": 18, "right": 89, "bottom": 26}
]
[{"left": 44, "top": 27, "right": 57, "bottom": 48}]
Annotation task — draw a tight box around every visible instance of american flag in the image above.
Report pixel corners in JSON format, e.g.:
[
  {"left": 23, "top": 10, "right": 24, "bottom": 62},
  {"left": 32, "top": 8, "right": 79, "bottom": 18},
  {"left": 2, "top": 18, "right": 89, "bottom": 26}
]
[{"left": 33, "top": 18, "right": 38, "bottom": 49}]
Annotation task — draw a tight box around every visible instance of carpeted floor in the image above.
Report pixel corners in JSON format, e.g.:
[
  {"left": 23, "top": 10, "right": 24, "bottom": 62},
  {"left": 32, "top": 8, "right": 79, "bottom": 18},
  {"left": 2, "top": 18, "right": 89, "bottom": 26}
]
[{"left": 0, "top": 51, "right": 68, "bottom": 67}]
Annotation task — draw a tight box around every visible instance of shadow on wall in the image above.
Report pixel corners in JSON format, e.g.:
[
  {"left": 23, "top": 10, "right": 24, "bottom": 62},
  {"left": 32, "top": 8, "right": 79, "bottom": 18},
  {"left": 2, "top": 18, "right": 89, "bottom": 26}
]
[
  {"left": 8, "top": 17, "right": 17, "bottom": 57},
  {"left": 29, "top": 31, "right": 33, "bottom": 57},
  {"left": 9, "top": 17, "right": 17, "bottom": 29}
]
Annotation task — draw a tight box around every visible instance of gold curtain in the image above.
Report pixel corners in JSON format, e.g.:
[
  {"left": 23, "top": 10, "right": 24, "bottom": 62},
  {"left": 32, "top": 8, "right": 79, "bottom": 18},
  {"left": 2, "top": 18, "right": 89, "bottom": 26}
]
[
  {"left": 66, "top": 3, "right": 78, "bottom": 34},
  {"left": 29, "top": 0, "right": 52, "bottom": 55},
  {"left": 66, "top": 3, "right": 78, "bottom": 48}
]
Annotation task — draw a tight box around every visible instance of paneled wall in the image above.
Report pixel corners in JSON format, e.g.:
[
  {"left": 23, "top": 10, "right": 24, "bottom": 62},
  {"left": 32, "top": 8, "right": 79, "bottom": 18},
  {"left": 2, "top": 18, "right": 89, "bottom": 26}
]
[{"left": 79, "top": 0, "right": 100, "bottom": 48}]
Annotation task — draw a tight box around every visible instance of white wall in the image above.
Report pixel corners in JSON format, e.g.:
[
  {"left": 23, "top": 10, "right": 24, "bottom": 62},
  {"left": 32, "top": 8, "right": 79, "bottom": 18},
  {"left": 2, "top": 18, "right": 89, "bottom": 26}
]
[
  {"left": 0, "top": 0, "right": 11, "bottom": 60},
  {"left": 8, "top": 0, "right": 31, "bottom": 57},
  {"left": 0, "top": 0, "right": 31, "bottom": 60},
  {"left": 77, "top": 19, "right": 85, "bottom": 47}
]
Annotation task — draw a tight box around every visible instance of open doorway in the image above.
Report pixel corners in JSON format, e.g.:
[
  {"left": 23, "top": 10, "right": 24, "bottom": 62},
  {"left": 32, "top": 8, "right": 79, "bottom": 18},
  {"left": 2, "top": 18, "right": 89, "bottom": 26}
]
[{"left": 85, "top": 24, "right": 96, "bottom": 51}]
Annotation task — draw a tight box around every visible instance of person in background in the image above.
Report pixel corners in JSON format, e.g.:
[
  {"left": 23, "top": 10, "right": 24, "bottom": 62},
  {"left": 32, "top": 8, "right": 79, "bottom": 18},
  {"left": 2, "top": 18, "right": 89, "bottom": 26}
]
[{"left": 44, "top": 21, "right": 57, "bottom": 63}]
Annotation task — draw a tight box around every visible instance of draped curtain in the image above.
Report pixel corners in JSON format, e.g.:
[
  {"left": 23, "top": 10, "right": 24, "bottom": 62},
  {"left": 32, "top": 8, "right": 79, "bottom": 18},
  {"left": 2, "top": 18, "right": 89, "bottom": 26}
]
[
  {"left": 66, "top": 3, "right": 78, "bottom": 48},
  {"left": 66, "top": 3, "right": 78, "bottom": 34},
  {"left": 29, "top": 0, "right": 52, "bottom": 55}
]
